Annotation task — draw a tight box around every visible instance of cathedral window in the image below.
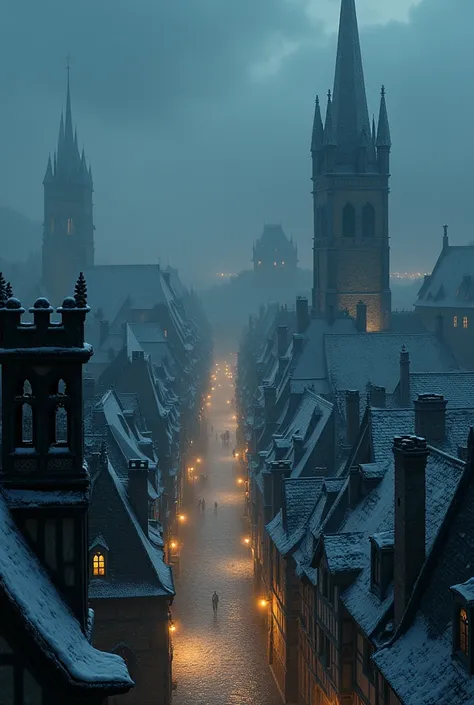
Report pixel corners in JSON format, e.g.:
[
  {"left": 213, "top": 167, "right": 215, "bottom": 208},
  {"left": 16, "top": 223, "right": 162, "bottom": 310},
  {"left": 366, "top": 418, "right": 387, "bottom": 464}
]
[
  {"left": 67, "top": 217, "right": 73, "bottom": 235},
  {"left": 92, "top": 551, "right": 106, "bottom": 577},
  {"left": 21, "top": 404, "right": 33, "bottom": 445},
  {"left": 362, "top": 203, "right": 376, "bottom": 238},
  {"left": 460, "top": 607, "right": 469, "bottom": 656},
  {"left": 342, "top": 203, "right": 356, "bottom": 238},
  {"left": 55, "top": 405, "right": 68, "bottom": 445},
  {"left": 463, "top": 316, "right": 469, "bottom": 329},
  {"left": 454, "top": 316, "right": 458, "bottom": 328}
]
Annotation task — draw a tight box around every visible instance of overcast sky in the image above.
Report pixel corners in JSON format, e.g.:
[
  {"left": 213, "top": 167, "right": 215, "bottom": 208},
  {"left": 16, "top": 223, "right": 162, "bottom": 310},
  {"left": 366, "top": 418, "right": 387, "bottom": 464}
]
[{"left": 0, "top": 0, "right": 471, "bottom": 288}]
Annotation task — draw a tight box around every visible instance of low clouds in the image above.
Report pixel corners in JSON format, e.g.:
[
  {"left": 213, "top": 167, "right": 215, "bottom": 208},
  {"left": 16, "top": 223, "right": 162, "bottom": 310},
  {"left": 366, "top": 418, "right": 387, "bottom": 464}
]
[{"left": 0, "top": 0, "right": 472, "bottom": 286}]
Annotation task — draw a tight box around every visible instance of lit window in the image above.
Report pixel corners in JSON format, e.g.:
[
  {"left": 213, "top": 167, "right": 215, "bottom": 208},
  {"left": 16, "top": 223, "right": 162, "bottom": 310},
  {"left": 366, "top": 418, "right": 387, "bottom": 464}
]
[
  {"left": 274, "top": 261, "right": 277, "bottom": 266},
  {"left": 93, "top": 551, "right": 106, "bottom": 577},
  {"left": 463, "top": 316, "right": 469, "bottom": 329},
  {"left": 164, "top": 329, "right": 168, "bottom": 338},
  {"left": 67, "top": 218, "right": 73, "bottom": 235},
  {"left": 281, "top": 261, "right": 285, "bottom": 265},
  {"left": 454, "top": 316, "right": 458, "bottom": 328},
  {"left": 460, "top": 608, "right": 469, "bottom": 656},
  {"left": 258, "top": 261, "right": 262, "bottom": 265}
]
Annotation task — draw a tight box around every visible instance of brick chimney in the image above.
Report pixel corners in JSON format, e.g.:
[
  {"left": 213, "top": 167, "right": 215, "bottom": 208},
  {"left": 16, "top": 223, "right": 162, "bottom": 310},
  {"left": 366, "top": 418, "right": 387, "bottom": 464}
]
[
  {"left": 399, "top": 346, "right": 410, "bottom": 406},
  {"left": 345, "top": 390, "right": 360, "bottom": 446},
  {"left": 369, "top": 385, "right": 386, "bottom": 408},
  {"left": 435, "top": 311, "right": 444, "bottom": 340},
  {"left": 348, "top": 465, "right": 362, "bottom": 508},
  {"left": 393, "top": 435, "right": 429, "bottom": 627},
  {"left": 414, "top": 394, "right": 447, "bottom": 445},
  {"left": 292, "top": 333, "right": 304, "bottom": 355},
  {"left": 128, "top": 459, "right": 149, "bottom": 535},
  {"left": 296, "top": 297, "right": 309, "bottom": 334},
  {"left": 292, "top": 435, "right": 304, "bottom": 464},
  {"left": 263, "top": 385, "right": 277, "bottom": 423},
  {"left": 270, "top": 460, "right": 292, "bottom": 518},
  {"left": 356, "top": 301, "right": 367, "bottom": 333},
  {"left": 99, "top": 319, "right": 109, "bottom": 346},
  {"left": 277, "top": 325, "right": 288, "bottom": 358}
]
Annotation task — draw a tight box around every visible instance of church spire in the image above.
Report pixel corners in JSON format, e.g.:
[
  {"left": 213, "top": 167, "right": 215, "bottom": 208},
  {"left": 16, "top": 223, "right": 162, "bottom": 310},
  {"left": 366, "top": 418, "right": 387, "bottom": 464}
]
[
  {"left": 64, "top": 65, "right": 74, "bottom": 147},
  {"left": 323, "top": 91, "right": 337, "bottom": 147},
  {"left": 331, "top": 0, "right": 371, "bottom": 165},
  {"left": 311, "top": 95, "right": 324, "bottom": 153},
  {"left": 43, "top": 154, "right": 53, "bottom": 185},
  {"left": 376, "top": 85, "right": 391, "bottom": 148}
]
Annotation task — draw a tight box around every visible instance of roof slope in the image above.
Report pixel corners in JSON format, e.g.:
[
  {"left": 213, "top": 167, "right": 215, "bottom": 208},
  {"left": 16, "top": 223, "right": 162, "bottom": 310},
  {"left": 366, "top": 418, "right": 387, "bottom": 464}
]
[
  {"left": 0, "top": 491, "right": 132, "bottom": 692},
  {"left": 416, "top": 245, "right": 474, "bottom": 309},
  {"left": 408, "top": 371, "right": 474, "bottom": 408}
]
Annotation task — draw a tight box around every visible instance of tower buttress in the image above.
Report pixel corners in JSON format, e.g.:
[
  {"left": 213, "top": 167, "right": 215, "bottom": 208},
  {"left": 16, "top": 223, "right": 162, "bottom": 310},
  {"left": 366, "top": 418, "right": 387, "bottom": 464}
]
[
  {"left": 42, "top": 70, "right": 94, "bottom": 305},
  {"left": 311, "top": 0, "right": 391, "bottom": 330}
]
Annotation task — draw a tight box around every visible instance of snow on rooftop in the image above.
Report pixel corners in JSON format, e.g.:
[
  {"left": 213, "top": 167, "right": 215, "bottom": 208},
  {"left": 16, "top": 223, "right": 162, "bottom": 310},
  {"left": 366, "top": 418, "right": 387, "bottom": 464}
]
[
  {"left": 323, "top": 532, "right": 366, "bottom": 574},
  {"left": 0, "top": 493, "right": 133, "bottom": 687},
  {"left": 451, "top": 576, "right": 474, "bottom": 603},
  {"left": 416, "top": 245, "right": 474, "bottom": 309}
]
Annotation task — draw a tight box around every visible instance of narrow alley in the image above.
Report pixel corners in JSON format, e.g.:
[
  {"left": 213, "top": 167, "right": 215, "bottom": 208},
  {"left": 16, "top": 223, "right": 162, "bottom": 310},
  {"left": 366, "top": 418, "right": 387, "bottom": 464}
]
[{"left": 171, "top": 359, "right": 281, "bottom": 705}]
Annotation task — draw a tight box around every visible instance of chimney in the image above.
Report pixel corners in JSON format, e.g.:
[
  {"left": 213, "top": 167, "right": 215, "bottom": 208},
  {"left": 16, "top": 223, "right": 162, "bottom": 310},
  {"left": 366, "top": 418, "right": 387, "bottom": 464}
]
[
  {"left": 83, "top": 376, "right": 95, "bottom": 401},
  {"left": 348, "top": 466, "right": 362, "bottom": 509},
  {"left": 128, "top": 459, "right": 149, "bottom": 534},
  {"left": 356, "top": 300, "right": 367, "bottom": 333},
  {"left": 277, "top": 325, "right": 288, "bottom": 358},
  {"left": 369, "top": 385, "right": 386, "bottom": 408},
  {"left": 99, "top": 319, "right": 109, "bottom": 346},
  {"left": 414, "top": 394, "right": 447, "bottom": 445},
  {"left": 263, "top": 385, "right": 277, "bottom": 423},
  {"left": 292, "top": 435, "right": 304, "bottom": 464},
  {"left": 270, "top": 460, "right": 292, "bottom": 518},
  {"left": 399, "top": 346, "right": 410, "bottom": 406},
  {"left": 292, "top": 333, "right": 304, "bottom": 355},
  {"left": 393, "top": 435, "right": 429, "bottom": 627},
  {"left": 296, "top": 297, "right": 309, "bottom": 334},
  {"left": 435, "top": 311, "right": 444, "bottom": 340},
  {"left": 345, "top": 390, "right": 360, "bottom": 446}
]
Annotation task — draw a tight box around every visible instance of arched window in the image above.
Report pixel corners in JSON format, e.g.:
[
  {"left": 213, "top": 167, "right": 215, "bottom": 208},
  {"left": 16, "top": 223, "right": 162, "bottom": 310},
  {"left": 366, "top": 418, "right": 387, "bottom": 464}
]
[
  {"left": 342, "top": 203, "right": 356, "bottom": 238},
  {"left": 460, "top": 608, "right": 469, "bottom": 656},
  {"left": 58, "top": 379, "right": 67, "bottom": 395},
  {"left": 454, "top": 316, "right": 458, "bottom": 328},
  {"left": 92, "top": 552, "right": 106, "bottom": 577},
  {"left": 362, "top": 203, "right": 376, "bottom": 238},
  {"left": 21, "top": 404, "right": 33, "bottom": 444},
  {"left": 463, "top": 316, "right": 469, "bottom": 329},
  {"left": 55, "top": 405, "right": 68, "bottom": 445},
  {"left": 23, "top": 380, "right": 32, "bottom": 396}
]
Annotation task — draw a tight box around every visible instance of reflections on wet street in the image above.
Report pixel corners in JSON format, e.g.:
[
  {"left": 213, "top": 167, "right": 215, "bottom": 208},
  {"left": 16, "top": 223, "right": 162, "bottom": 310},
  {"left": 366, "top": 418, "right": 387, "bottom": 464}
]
[{"left": 171, "top": 359, "right": 281, "bottom": 704}]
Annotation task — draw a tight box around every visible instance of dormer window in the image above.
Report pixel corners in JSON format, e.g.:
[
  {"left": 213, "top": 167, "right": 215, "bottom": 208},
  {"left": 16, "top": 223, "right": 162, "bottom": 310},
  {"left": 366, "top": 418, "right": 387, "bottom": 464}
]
[
  {"left": 450, "top": 577, "right": 474, "bottom": 672},
  {"left": 92, "top": 551, "right": 105, "bottom": 577},
  {"left": 370, "top": 532, "right": 394, "bottom": 600},
  {"left": 464, "top": 316, "right": 469, "bottom": 329}
]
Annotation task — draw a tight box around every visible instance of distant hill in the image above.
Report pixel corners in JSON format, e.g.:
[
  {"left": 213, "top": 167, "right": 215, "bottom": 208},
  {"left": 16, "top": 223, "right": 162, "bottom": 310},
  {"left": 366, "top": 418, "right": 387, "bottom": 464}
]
[
  {"left": 391, "top": 279, "right": 423, "bottom": 311},
  {"left": 0, "top": 206, "right": 41, "bottom": 263}
]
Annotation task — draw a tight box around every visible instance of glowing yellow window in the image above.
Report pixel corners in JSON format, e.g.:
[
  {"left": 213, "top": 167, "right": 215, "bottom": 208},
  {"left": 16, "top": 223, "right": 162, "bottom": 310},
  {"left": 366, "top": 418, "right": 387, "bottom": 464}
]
[
  {"left": 460, "top": 608, "right": 469, "bottom": 655},
  {"left": 463, "top": 316, "right": 469, "bottom": 329},
  {"left": 454, "top": 316, "right": 458, "bottom": 328},
  {"left": 67, "top": 218, "right": 73, "bottom": 235},
  {"left": 93, "top": 551, "right": 105, "bottom": 577}
]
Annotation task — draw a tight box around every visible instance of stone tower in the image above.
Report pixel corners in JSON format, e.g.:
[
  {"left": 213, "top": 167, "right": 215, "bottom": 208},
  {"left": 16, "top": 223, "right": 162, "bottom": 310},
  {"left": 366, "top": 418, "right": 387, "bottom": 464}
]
[
  {"left": 311, "top": 0, "right": 392, "bottom": 331},
  {"left": 42, "top": 73, "right": 94, "bottom": 306},
  {"left": 0, "top": 276, "right": 92, "bottom": 630}
]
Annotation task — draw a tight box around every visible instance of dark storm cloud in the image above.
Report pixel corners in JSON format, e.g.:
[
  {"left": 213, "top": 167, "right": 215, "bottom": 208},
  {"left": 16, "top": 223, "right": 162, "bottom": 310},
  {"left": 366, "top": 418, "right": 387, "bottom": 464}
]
[{"left": 0, "top": 0, "right": 472, "bottom": 286}]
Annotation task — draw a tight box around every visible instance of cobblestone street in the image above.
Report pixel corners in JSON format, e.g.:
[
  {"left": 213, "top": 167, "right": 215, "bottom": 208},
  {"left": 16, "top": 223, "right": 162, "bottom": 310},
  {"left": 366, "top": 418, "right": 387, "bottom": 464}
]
[{"left": 171, "top": 360, "right": 281, "bottom": 704}]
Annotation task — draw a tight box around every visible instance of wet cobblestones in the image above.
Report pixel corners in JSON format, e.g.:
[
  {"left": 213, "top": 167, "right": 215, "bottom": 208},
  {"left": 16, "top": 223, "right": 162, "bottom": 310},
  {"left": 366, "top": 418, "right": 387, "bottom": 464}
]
[{"left": 171, "top": 367, "right": 281, "bottom": 704}]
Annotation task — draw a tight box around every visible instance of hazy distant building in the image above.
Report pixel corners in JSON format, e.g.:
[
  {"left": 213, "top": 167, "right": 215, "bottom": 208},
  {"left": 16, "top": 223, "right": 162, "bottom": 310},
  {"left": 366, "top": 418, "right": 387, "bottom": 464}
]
[
  {"left": 311, "top": 0, "right": 392, "bottom": 331},
  {"left": 253, "top": 224, "right": 297, "bottom": 284},
  {"left": 415, "top": 226, "right": 474, "bottom": 369},
  {"left": 42, "top": 74, "right": 94, "bottom": 305}
]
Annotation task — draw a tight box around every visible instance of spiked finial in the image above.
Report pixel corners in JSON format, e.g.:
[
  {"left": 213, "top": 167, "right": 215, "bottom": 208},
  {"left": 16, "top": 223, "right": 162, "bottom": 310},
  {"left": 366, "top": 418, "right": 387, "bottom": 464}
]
[
  {"left": 5, "top": 282, "right": 13, "bottom": 299},
  {"left": 376, "top": 84, "right": 391, "bottom": 148},
  {"left": 0, "top": 273, "right": 6, "bottom": 307},
  {"left": 43, "top": 154, "right": 54, "bottom": 184},
  {"left": 74, "top": 272, "right": 87, "bottom": 307},
  {"left": 323, "top": 90, "right": 337, "bottom": 147},
  {"left": 372, "top": 115, "right": 376, "bottom": 143},
  {"left": 311, "top": 94, "right": 324, "bottom": 153}
]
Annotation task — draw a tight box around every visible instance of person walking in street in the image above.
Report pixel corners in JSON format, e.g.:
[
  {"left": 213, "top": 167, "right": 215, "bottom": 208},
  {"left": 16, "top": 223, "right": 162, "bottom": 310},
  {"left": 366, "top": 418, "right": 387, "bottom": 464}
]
[
  {"left": 212, "top": 591, "right": 219, "bottom": 615},
  {"left": 201, "top": 498, "right": 206, "bottom": 511},
  {"left": 214, "top": 501, "right": 218, "bottom": 513}
]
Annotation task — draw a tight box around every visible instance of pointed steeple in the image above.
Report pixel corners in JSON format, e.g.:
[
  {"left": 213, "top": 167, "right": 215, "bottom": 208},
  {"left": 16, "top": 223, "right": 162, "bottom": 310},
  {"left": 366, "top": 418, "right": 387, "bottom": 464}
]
[
  {"left": 331, "top": 0, "right": 371, "bottom": 164},
  {"left": 311, "top": 95, "right": 324, "bottom": 153},
  {"left": 57, "top": 113, "right": 65, "bottom": 156},
  {"left": 376, "top": 85, "right": 391, "bottom": 148},
  {"left": 323, "top": 91, "right": 337, "bottom": 147},
  {"left": 43, "top": 154, "right": 53, "bottom": 184},
  {"left": 372, "top": 115, "right": 376, "bottom": 144},
  {"left": 64, "top": 69, "right": 74, "bottom": 146}
]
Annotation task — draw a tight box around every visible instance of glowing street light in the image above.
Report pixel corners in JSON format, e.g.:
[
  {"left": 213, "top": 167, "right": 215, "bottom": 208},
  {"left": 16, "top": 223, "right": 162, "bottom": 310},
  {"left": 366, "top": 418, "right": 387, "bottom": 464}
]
[
  {"left": 169, "top": 622, "right": 176, "bottom": 633},
  {"left": 170, "top": 541, "right": 177, "bottom": 550},
  {"left": 237, "top": 478, "right": 244, "bottom": 485},
  {"left": 178, "top": 514, "right": 186, "bottom": 523},
  {"left": 243, "top": 537, "right": 250, "bottom": 545},
  {"left": 197, "top": 458, "right": 202, "bottom": 464},
  {"left": 258, "top": 598, "right": 268, "bottom": 608}
]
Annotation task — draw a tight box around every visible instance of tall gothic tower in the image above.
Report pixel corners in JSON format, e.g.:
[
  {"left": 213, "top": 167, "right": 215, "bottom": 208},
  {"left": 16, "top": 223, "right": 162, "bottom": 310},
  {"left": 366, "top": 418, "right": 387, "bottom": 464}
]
[
  {"left": 42, "top": 73, "right": 94, "bottom": 305},
  {"left": 311, "top": 0, "right": 392, "bottom": 331}
]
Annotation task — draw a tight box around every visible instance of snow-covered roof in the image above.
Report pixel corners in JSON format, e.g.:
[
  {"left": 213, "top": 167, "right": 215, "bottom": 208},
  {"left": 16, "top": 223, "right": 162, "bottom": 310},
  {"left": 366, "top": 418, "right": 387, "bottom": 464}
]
[
  {"left": 325, "top": 333, "right": 457, "bottom": 396},
  {"left": 0, "top": 491, "right": 133, "bottom": 691},
  {"left": 406, "top": 371, "right": 474, "bottom": 409},
  {"left": 416, "top": 245, "right": 474, "bottom": 309},
  {"left": 323, "top": 532, "right": 365, "bottom": 574},
  {"left": 451, "top": 577, "right": 474, "bottom": 603}
]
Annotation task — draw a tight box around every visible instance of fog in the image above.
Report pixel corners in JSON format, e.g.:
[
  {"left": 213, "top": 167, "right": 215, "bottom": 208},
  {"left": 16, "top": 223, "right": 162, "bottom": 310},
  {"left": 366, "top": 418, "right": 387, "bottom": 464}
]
[{"left": 0, "top": 0, "right": 470, "bottom": 287}]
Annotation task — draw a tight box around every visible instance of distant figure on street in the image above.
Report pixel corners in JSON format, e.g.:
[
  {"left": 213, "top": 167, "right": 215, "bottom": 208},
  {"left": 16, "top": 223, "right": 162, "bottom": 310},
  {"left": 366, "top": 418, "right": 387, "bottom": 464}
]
[
  {"left": 212, "top": 591, "right": 219, "bottom": 614},
  {"left": 215, "top": 433, "right": 218, "bottom": 441},
  {"left": 201, "top": 498, "right": 206, "bottom": 511},
  {"left": 232, "top": 449, "right": 236, "bottom": 458},
  {"left": 214, "top": 501, "right": 218, "bottom": 513}
]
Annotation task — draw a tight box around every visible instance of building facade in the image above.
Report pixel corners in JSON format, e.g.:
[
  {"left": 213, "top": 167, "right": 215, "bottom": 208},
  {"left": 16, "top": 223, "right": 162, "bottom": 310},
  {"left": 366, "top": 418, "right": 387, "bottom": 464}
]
[{"left": 311, "top": 0, "right": 392, "bottom": 332}]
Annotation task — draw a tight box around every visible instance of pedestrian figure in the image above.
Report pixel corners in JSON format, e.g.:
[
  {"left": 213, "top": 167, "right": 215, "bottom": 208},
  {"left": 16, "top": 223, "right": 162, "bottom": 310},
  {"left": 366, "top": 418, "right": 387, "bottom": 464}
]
[
  {"left": 201, "top": 498, "right": 206, "bottom": 511},
  {"left": 232, "top": 449, "right": 236, "bottom": 458},
  {"left": 197, "top": 498, "right": 202, "bottom": 510},
  {"left": 214, "top": 501, "right": 218, "bottom": 513},
  {"left": 212, "top": 591, "right": 219, "bottom": 614}
]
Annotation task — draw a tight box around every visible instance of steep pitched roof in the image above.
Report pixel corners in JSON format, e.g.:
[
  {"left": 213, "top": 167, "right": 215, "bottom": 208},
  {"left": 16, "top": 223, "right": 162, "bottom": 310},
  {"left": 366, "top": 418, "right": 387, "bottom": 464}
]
[
  {"left": 407, "top": 371, "right": 474, "bottom": 408},
  {"left": 89, "top": 460, "right": 174, "bottom": 600},
  {"left": 416, "top": 245, "right": 474, "bottom": 309},
  {"left": 373, "top": 450, "right": 474, "bottom": 704},
  {"left": 0, "top": 491, "right": 132, "bottom": 693},
  {"left": 325, "top": 333, "right": 457, "bottom": 395}
]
